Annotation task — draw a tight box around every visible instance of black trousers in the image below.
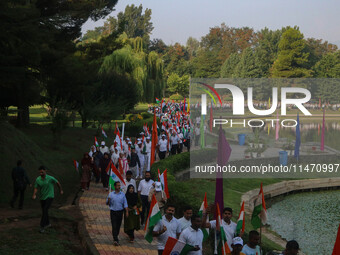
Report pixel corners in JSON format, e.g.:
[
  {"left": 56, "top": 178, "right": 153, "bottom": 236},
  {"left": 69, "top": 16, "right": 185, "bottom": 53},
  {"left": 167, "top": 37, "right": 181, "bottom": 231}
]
[
  {"left": 159, "top": 151, "right": 166, "bottom": 160},
  {"left": 140, "top": 195, "right": 150, "bottom": 225},
  {"left": 158, "top": 250, "right": 164, "bottom": 255},
  {"left": 40, "top": 198, "right": 53, "bottom": 228},
  {"left": 102, "top": 173, "right": 109, "bottom": 188},
  {"left": 177, "top": 143, "right": 183, "bottom": 154},
  {"left": 11, "top": 185, "right": 26, "bottom": 208},
  {"left": 171, "top": 144, "right": 178, "bottom": 155},
  {"left": 110, "top": 210, "right": 124, "bottom": 242},
  {"left": 184, "top": 139, "right": 191, "bottom": 151}
]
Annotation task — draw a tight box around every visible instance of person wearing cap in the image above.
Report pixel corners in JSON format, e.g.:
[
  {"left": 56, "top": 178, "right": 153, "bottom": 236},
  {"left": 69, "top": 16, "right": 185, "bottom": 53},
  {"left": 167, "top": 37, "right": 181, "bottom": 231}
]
[
  {"left": 178, "top": 214, "right": 203, "bottom": 255},
  {"left": 148, "top": 182, "right": 167, "bottom": 214},
  {"left": 231, "top": 237, "right": 246, "bottom": 255},
  {"left": 144, "top": 136, "right": 152, "bottom": 171},
  {"left": 135, "top": 141, "right": 145, "bottom": 179},
  {"left": 138, "top": 171, "right": 154, "bottom": 226},
  {"left": 158, "top": 134, "right": 168, "bottom": 160},
  {"left": 178, "top": 206, "right": 193, "bottom": 231},
  {"left": 123, "top": 137, "right": 130, "bottom": 155},
  {"left": 122, "top": 170, "right": 137, "bottom": 194},
  {"left": 241, "top": 230, "right": 261, "bottom": 255},
  {"left": 170, "top": 130, "right": 179, "bottom": 155},
  {"left": 125, "top": 141, "right": 132, "bottom": 159},
  {"left": 99, "top": 141, "right": 109, "bottom": 154},
  {"left": 128, "top": 146, "right": 140, "bottom": 178},
  {"left": 279, "top": 240, "right": 299, "bottom": 255}
]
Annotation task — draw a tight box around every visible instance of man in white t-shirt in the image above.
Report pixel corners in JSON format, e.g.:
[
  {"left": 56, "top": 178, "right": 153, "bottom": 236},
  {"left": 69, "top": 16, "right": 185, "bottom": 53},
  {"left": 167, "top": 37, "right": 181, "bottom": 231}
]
[
  {"left": 178, "top": 214, "right": 203, "bottom": 255},
  {"left": 99, "top": 141, "right": 109, "bottom": 154},
  {"left": 178, "top": 206, "right": 193, "bottom": 232},
  {"left": 203, "top": 206, "right": 241, "bottom": 252},
  {"left": 158, "top": 134, "right": 168, "bottom": 160},
  {"left": 122, "top": 171, "right": 136, "bottom": 194},
  {"left": 241, "top": 230, "right": 262, "bottom": 255},
  {"left": 170, "top": 131, "right": 179, "bottom": 155},
  {"left": 144, "top": 137, "right": 152, "bottom": 171},
  {"left": 177, "top": 131, "right": 184, "bottom": 154},
  {"left": 135, "top": 141, "right": 145, "bottom": 178},
  {"left": 137, "top": 171, "right": 154, "bottom": 226},
  {"left": 153, "top": 204, "right": 181, "bottom": 255}
]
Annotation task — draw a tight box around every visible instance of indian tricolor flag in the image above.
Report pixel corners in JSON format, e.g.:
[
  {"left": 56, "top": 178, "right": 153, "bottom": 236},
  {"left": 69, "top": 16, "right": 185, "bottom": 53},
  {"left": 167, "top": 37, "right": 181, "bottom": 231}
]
[
  {"left": 73, "top": 160, "right": 79, "bottom": 172},
  {"left": 158, "top": 169, "right": 170, "bottom": 199},
  {"left": 156, "top": 97, "right": 160, "bottom": 104},
  {"left": 198, "top": 192, "right": 209, "bottom": 241},
  {"left": 163, "top": 237, "right": 194, "bottom": 255},
  {"left": 114, "top": 122, "right": 120, "bottom": 135},
  {"left": 251, "top": 183, "right": 267, "bottom": 229},
  {"left": 236, "top": 201, "right": 245, "bottom": 236},
  {"left": 108, "top": 162, "right": 126, "bottom": 190},
  {"left": 101, "top": 127, "right": 107, "bottom": 138},
  {"left": 114, "top": 130, "right": 123, "bottom": 150},
  {"left": 94, "top": 136, "right": 99, "bottom": 147},
  {"left": 144, "top": 194, "right": 162, "bottom": 243},
  {"left": 216, "top": 203, "right": 231, "bottom": 255}
]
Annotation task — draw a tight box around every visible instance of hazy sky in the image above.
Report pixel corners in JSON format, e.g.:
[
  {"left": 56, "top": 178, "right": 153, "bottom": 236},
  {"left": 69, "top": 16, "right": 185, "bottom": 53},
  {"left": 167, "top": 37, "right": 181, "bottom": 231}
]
[{"left": 82, "top": 0, "right": 340, "bottom": 46}]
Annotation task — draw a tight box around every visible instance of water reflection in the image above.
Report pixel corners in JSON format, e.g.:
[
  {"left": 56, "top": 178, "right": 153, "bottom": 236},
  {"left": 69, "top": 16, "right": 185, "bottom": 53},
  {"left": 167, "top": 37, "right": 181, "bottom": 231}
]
[
  {"left": 267, "top": 121, "right": 340, "bottom": 150},
  {"left": 267, "top": 190, "right": 340, "bottom": 255}
]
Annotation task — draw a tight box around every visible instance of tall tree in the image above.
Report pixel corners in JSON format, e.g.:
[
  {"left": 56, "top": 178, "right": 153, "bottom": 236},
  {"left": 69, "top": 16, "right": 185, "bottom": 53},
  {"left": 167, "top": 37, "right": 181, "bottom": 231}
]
[{"left": 271, "top": 27, "right": 312, "bottom": 78}]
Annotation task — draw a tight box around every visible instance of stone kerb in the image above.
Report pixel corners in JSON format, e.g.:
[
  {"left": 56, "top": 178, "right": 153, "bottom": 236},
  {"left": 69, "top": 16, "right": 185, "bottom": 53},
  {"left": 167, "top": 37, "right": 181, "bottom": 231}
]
[{"left": 242, "top": 177, "right": 340, "bottom": 214}]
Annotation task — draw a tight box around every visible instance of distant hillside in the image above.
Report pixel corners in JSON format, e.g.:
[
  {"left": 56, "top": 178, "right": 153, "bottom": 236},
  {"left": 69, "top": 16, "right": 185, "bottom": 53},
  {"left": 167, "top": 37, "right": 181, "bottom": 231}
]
[{"left": 0, "top": 121, "right": 98, "bottom": 205}]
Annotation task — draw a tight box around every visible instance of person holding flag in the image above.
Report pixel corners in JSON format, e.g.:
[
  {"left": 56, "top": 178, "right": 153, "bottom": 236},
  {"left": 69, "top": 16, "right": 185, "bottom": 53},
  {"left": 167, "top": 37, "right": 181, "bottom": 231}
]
[
  {"left": 153, "top": 204, "right": 182, "bottom": 255},
  {"left": 176, "top": 214, "right": 204, "bottom": 255},
  {"left": 148, "top": 182, "right": 167, "bottom": 214},
  {"left": 202, "top": 206, "right": 238, "bottom": 252},
  {"left": 106, "top": 181, "right": 128, "bottom": 246}
]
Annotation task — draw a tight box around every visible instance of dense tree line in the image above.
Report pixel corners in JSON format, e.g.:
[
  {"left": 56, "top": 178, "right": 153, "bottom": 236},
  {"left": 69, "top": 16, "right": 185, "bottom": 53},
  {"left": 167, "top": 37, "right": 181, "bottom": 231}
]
[{"left": 2, "top": 2, "right": 340, "bottom": 131}]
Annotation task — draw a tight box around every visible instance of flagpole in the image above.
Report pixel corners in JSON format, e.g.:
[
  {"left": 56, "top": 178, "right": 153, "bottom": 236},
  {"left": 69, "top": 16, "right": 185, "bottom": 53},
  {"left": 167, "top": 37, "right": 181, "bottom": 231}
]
[
  {"left": 122, "top": 123, "right": 125, "bottom": 141},
  {"left": 260, "top": 223, "right": 262, "bottom": 251}
]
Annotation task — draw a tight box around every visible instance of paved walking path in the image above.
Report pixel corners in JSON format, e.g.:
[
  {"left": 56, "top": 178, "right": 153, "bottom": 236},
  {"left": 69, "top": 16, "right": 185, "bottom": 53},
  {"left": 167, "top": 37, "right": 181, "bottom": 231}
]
[{"left": 79, "top": 183, "right": 158, "bottom": 255}]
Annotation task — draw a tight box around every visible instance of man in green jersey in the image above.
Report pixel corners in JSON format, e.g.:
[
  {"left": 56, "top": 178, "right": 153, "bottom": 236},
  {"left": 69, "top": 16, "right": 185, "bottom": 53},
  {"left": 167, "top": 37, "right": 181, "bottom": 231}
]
[{"left": 32, "top": 166, "right": 63, "bottom": 233}]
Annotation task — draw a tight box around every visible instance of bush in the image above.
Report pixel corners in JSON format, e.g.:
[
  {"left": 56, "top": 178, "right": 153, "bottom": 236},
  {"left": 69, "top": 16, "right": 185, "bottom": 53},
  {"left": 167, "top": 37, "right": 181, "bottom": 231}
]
[
  {"left": 150, "top": 152, "right": 190, "bottom": 176},
  {"left": 169, "top": 93, "right": 184, "bottom": 101},
  {"left": 141, "top": 112, "right": 152, "bottom": 119}
]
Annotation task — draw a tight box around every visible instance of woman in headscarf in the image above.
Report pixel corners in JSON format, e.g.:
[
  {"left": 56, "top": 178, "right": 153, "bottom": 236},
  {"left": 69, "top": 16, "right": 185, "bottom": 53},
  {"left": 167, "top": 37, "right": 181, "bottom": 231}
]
[
  {"left": 99, "top": 152, "right": 111, "bottom": 191},
  {"left": 80, "top": 153, "right": 93, "bottom": 191},
  {"left": 124, "top": 184, "right": 141, "bottom": 242}
]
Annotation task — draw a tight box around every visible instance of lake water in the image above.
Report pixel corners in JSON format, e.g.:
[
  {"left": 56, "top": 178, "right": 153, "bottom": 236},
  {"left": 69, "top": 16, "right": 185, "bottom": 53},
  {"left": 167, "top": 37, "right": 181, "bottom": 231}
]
[{"left": 267, "top": 190, "right": 340, "bottom": 255}]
